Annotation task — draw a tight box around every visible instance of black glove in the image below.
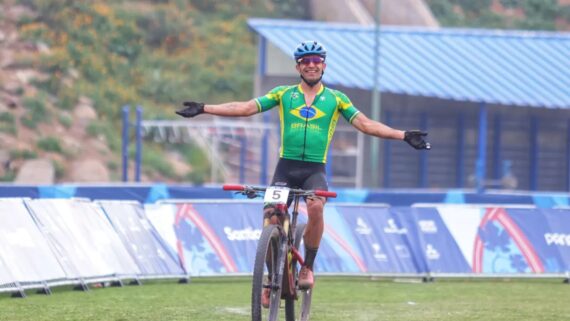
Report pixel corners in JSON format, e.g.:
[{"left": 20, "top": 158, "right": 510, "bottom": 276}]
[
  {"left": 176, "top": 101, "right": 205, "bottom": 118},
  {"left": 404, "top": 130, "right": 431, "bottom": 150}
]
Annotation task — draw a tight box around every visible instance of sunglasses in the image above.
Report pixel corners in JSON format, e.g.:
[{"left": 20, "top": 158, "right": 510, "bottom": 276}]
[{"left": 297, "top": 56, "right": 325, "bottom": 65}]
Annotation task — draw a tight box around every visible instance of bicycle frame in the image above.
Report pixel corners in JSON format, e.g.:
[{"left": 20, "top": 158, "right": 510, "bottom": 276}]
[{"left": 223, "top": 184, "right": 336, "bottom": 321}]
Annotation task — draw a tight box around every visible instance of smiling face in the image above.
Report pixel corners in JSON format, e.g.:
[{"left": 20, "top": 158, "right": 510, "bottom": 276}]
[{"left": 295, "top": 55, "right": 326, "bottom": 85}]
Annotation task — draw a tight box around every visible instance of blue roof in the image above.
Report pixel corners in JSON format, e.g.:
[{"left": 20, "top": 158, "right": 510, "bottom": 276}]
[{"left": 248, "top": 18, "right": 570, "bottom": 108}]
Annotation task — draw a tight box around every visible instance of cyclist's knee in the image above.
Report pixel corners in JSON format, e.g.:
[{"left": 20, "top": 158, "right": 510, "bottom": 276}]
[{"left": 306, "top": 198, "right": 324, "bottom": 216}]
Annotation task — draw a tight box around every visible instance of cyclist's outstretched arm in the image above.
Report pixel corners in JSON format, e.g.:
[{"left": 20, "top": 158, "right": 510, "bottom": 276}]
[
  {"left": 205, "top": 100, "right": 258, "bottom": 117},
  {"left": 176, "top": 99, "right": 258, "bottom": 118},
  {"left": 351, "top": 113, "right": 404, "bottom": 140},
  {"left": 351, "top": 113, "right": 431, "bottom": 150}
]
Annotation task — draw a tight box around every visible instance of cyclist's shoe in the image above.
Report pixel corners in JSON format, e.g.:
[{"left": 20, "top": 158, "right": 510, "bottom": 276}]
[
  {"left": 261, "top": 288, "right": 271, "bottom": 309},
  {"left": 298, "top": 266, "right": 314, "bottom": 290}
]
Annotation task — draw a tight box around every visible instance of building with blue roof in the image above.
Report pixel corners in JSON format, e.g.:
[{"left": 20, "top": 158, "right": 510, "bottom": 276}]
[{"left": 248, "top": 18, "right": 570, "bottom": 192}]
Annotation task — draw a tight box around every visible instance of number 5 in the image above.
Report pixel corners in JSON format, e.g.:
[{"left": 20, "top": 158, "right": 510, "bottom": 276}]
[{"left": 272, "top": 190, "right": 282, "bottom": 200}]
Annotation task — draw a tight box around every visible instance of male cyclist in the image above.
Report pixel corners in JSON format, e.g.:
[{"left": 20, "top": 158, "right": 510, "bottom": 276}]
[{"left": 176, "top": 40, "right": 430, "bottom": 297}]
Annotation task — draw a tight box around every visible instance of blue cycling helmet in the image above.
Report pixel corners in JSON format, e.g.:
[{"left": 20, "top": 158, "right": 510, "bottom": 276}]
[{"left": 293, "top": 40, "right": 327, "bottom": 61}]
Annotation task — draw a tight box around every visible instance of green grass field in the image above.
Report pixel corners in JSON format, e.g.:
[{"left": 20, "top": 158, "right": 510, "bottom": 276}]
[{"left": 1, "top": 277, "right": 569, "bottom": 321}]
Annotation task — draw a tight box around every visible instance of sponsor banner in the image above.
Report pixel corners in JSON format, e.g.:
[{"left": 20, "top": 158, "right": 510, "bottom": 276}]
[
  {"left": 298, "top": 204, "right": 364, "bottom": 273},
  {"left": 473, "top": 207, "right": 543, "bottom": 274},
  {"left": 2, "top": 185, "right": 570, "bottom": 207},
  {"left": 26, "top": 199, "right": 140, "bottom": 278},
  {"left": 541, "top": 209, "right": 570, "bottom": 270},
  {"left": 437, "top": 206, "right": 484, "bottom": 269},
  {"left": 99, "top": 201, "right": 185, "bottom": 276},
  {"left": 146, "top": 203, "right": 238, "bottom": 276},
  {"left": 340, "top": 206, "right": 420, "bottom": 273},
  {"left": 438, "top": 206, "right": 570, "bottom": 274},
  {"left": 146, "top": 201, "right": 570, "bottom": 275},
  {"left": 181, "top": 202, "right": 261, "bottom": 274},
  {"left": 508, "top": 208, "right": 570, "bottom": 272},
  {"left": 401, "top": 207, "right": 471, "bottom": 273},
  {"left": 0, "top": 199, "right": 66, "bottom": 283}
]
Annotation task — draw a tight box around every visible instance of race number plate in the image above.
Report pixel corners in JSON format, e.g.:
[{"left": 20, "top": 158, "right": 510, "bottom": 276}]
[{"left": 264, "top": 186, "right": 290, "bottom": 204}]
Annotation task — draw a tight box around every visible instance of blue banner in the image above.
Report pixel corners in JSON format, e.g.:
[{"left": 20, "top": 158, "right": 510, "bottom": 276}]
[
  {"left": 147, "top": 202, "right": 570, "bottom": 276},
  {"left": 2, "top": 185, "right": 569, "bottom": 208}
]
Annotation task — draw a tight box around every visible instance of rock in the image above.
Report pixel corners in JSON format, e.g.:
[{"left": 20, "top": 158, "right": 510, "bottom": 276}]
[
  {"left": 78, "top": 96, "right": 93, "bottom": 105},
  {"left": 166, "top": 151, "right": 191, "bottom": 176},
  {"left": 0, "top": 149, "right": 9, "bottom": 166},
  {"left": 36, "top": 41, "right": 51, "bottom": 54},
  {"left": 73, "top": 103, "right": 97, "bottom": 127},
  {"left": 60, "top": 136, "right": 82, "bottom": 155},
  {"left": 16, "top": 69, "right": 41, "bottom": 84},
  {"left": 70, "top": 159, "right": 110, "bottom": 182},
  {"left": 1, "top": 80, "right": 22, "bottom": 95},
  {"left": 0, "top": 93, "right": 19, "bottom": 109},
  {"left": 4, "top": 5, "right": 38, "bottom": 23},
  {"left": 14, "top": 158, "right": 55, "bottom": 184}
]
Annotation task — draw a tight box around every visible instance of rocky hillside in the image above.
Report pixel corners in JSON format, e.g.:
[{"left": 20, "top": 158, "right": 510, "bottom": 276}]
[
  {"left": 0, "top": 4, "right": 116, "bottom": 183},
  {"left": 0, "top": 0, "right": 308, "bottom": 184}
]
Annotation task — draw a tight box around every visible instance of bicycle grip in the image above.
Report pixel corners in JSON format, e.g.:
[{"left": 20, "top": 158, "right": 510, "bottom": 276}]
[
  {"left": 223, "top": 184, "right": 245, "bottom": 191},
  {"left": 314, "top": 190, "right": 337, "bottom": 198}
]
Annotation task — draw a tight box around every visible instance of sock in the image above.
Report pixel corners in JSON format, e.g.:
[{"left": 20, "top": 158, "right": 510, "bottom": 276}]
[{"left": 304, "top": 247, "right": 318, "bottom": 270}]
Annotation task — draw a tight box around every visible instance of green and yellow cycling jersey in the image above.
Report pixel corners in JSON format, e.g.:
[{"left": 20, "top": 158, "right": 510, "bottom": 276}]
[{"left": 255, "top": 84, "right": 360, "bottom": 163}]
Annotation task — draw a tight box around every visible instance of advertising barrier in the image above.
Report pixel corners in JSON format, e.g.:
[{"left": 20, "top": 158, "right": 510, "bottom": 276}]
[
  {"left": 1, "top": 185, "right": 569, "bottom": 207},
  {"left": 25, "top": 199, "right": 140, "bottom": 282},
  {"left": 147, "top": 201, "right": 570, "bottom": 276},
  {"left": 98, "top": 201, "right": 186, "bottom": 278},
  {"left": 0, "top": 199, "right": 67, "bottom": 288},
  {"left": 1, "top": 197, "right": 569, "bottom": 298}
]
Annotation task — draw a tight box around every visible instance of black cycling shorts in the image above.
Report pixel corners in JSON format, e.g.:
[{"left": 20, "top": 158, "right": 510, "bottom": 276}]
[{"left": 270, "top": 158, "right": 328, "bottom": 191}]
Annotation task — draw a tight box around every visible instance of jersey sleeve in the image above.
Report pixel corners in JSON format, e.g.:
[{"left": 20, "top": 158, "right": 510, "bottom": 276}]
[
  {"left": 335, "top": 90, "right": 360, "bottom": 123},
  {"left": 254, "top": 86, "right": 288, "bottom": 112}
]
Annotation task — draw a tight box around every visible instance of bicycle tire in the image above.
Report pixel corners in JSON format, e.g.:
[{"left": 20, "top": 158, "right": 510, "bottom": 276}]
[
  {"left": 252, "top": 224, "right": 285, "bottom": 321},
  {"left": 285, "top": 223, "right": 313, "bottom": 321}
]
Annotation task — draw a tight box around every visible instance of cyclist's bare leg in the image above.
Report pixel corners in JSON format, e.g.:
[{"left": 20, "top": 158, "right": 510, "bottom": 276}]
[
  {"left": 303, "top": 196, "right": 325, "bottom": 250},
  {"left": 299, "top": 196, "right": 325, "bottom": 289}
]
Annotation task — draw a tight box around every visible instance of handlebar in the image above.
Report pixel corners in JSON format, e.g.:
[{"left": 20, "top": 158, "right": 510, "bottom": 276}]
[
  {"left": 222, "top": 184, "right": 337, "bottom": 198},
  {"left": 222, "top": 184, "right": 246, "bottom": 191}
]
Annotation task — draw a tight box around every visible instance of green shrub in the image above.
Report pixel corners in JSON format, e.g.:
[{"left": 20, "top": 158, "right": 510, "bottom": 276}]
[
  {"left": 0, "top": 112, "right": 17, "bottom": 135},
  {"left": 58, "top": 113, "right": 73, "bottom": 128},
  {"left": 106, "top": 160, "right": 118, "bottom": 171},
  {"left": 37, "top": 136, "right": 63, "bottom": 153},
  {"left": 179, "top": 143, "right": 211, "bottom": 184},
  {"left": 0, "top": 170, "right": 16, "bottom": 182},
  {"left": 0, "top": 123, "right": 17, "bottom": 135},
  {"left": 52, "top": 159, "right": 65, "bottom": 180},
  {"left": 10, "top": 149, "right": 38, "bottom": 159},
  {"left": 141, "top": 145, "right": 175, "bottom": 179},
  {"left": 22, "top": 95, "right": 51, "bottom": 128},
  {"left": 57, "top": 87, "right": 79, "bottom": 110},
  {"left": 20, "top": 115, "right": 38, "bottom": 129},
  {"left": 86, "top": 122, "right": 103, "bottom": 137},
  {"left": 86, "top": 121, "right": 121, "bottom": 152}
]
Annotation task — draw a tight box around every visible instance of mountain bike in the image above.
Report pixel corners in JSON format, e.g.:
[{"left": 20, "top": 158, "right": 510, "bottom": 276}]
[{"left": 223, "top": 184, "right": 337, "bottom": 321}]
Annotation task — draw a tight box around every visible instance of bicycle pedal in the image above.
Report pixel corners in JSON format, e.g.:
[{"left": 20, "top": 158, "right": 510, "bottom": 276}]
[{"left": 263, "top": 284, "right": 280, "bottom": 290}]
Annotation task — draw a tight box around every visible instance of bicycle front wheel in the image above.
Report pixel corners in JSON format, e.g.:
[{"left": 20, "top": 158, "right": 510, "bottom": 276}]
[
  {"left": 285, "top": 223, "right": 313, "bottom": 321},
  {"left": 252, "top": 224, "right": 285, "bottom": 321}
]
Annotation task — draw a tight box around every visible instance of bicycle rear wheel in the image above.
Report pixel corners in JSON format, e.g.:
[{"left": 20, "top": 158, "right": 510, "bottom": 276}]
[
  {"left": 285, "top": 223, "right": 313, "bottom": 321},
  {"left": 252, "top": 224, "right": 285, "bottom": 321}
]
